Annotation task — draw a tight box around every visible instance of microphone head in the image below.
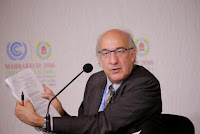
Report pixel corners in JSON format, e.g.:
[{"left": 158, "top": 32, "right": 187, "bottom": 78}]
[{"left": 83, "top": 63, "right": 93, "bottom": 73}]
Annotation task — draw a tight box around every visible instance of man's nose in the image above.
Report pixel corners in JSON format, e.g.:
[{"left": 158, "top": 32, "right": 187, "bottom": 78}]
[{"left": 109, "top": 52, "right": 119, "bottom": 65}]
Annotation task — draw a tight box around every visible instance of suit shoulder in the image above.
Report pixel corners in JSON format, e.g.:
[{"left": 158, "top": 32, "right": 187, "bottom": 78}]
[
  {"left": 86, "top": 70, "right": 106, "bottom": 86},
  {"left": 126, "top": 65, "right": 160, "bottom": 85},
  {"left": 89, "top": 70, "right": 105, "bottom": 80},
  {"left": 132, "top": 65, "right": 158, "bottom": 79}
]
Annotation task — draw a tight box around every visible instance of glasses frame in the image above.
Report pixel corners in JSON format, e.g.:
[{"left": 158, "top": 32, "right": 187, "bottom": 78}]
[{"left": 98, "top": 47, "right": 134, "bottom": 58}]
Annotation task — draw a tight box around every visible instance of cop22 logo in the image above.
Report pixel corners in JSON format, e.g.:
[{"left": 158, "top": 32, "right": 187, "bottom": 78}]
[
  {"left": 7, "top": 42, "right": 27, "bottom": 60},
  {"left": 36, "top": 41, "right": 52, "bottom": 59},
  {"left": 135, "top": 38, "right": 150, "bottom": 56}
]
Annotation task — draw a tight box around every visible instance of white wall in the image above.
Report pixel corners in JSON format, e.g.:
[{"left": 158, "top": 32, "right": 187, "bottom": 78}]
[{"left": 0, "top": 0, "right": 199, "bottom": 133}]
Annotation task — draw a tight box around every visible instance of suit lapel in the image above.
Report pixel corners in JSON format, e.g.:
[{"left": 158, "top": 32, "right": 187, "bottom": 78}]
[{"left": 88, "top": 78, "right": 106, "bottom": 114}]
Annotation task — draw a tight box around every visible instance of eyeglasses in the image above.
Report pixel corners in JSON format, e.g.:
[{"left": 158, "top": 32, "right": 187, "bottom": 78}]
[{"left": 98, "top": 48, "right": 134, "bottom": 58}]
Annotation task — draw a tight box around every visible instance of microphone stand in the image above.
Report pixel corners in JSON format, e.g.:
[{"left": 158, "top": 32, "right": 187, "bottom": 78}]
[{"left": 46, "top": 70, "right": 84, "bottom": 132}]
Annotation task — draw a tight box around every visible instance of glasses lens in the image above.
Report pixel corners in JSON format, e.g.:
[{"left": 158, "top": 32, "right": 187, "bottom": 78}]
[
  {"left": 99, "top": 48, "right": 132, "bottom": 58},
  {"left": 100, "top": 50, "right": 110, "bottom": 57},
  {"left": 115, "top": 48, "right": 126, "bottom": 56}
]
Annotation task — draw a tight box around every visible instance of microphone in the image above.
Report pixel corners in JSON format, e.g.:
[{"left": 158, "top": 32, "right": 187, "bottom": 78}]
[{"left": 45, "top": 63, "right": 93, "bottom": 132}]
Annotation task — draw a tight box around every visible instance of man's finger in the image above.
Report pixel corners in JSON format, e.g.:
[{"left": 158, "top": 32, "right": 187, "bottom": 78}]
[
  {"left": 40, "top": 93, "right": 53, "bottom": 100},
  {"left": 16, "top": 100, "right": 21, "bottom": 105},
  {"left": 16, "top": 100, "right": 22, "bottom": 108},
  {"left": 25, "top": 99, "right": 32, "bottom": 105},
  {"left": 43, "top": 85, "right": 53, "bottom": 94}
]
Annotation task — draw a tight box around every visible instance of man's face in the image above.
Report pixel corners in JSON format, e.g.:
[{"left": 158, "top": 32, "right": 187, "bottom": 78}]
[{"left": 98, "top": 30, "right": 136, "bottom": 84}]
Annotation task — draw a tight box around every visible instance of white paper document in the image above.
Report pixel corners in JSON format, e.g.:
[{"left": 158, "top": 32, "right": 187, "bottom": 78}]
[{"left": 5, "top": 68, "right": 60, "bottom": 133}]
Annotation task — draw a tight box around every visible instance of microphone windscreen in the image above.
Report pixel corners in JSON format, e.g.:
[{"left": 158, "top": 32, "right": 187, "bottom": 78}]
[{"left": 83, "top": 63, "right": 93, "bottom": 73}]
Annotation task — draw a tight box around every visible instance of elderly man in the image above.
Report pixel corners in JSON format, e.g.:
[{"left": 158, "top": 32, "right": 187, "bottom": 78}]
[{"left": 15, "top": 29, "right": 165, "bottom": 134}]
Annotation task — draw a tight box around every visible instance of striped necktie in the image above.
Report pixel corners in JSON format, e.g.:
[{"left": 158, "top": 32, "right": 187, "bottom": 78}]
[{"left": 105, "top": 85, "right": 115, "bottom": 108}]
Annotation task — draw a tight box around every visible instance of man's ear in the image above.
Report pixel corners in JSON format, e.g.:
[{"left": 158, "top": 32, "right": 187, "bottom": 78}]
[
  {"left": 131, "top": 49, "right": 136, "bottom": 63},
  {"left": 98, "top": 57, "right": 103, "bottom": 67}
]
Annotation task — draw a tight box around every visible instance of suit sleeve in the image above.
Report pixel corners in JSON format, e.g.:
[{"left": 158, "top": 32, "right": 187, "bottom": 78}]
[{"left": 53, "top": 70, "right": 162, "bottom": 134}]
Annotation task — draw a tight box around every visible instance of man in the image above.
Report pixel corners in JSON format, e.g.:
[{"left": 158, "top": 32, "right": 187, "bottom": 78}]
[{"left": 15, "top": 29, "right": 166, "bottom": 134}]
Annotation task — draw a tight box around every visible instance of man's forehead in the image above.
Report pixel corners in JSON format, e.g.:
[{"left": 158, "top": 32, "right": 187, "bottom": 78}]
[{"left": 99, "top": 38, "right": 129, "bottom": 50}]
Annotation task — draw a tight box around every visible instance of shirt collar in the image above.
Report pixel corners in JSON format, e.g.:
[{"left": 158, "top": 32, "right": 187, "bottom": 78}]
[{"left": 106, "top": 77, "right": 123, "bottom": 93}]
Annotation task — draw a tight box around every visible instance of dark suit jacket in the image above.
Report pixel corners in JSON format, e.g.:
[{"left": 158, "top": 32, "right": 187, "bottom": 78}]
[{"left": 53, "top": 65, "right": 166, "bottom": 134}]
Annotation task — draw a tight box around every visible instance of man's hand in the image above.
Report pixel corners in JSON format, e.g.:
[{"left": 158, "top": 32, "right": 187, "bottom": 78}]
[
  {"left": 15, "top": 99, "right": 44, "bottom": 127},
  {"left": 40, "top": 85, "right": 65, "bottom": 116}
]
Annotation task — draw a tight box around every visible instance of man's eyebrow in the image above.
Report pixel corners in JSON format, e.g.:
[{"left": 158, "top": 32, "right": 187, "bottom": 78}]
[
  {"left": 100, "top": 47, "right": 126, "bottom": 51},
  {"left": 100, "top": 49, "right": 109, "bottom": 51},
  {"left": 116, "top": 47, "right": 126, "bottom": 49}
]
